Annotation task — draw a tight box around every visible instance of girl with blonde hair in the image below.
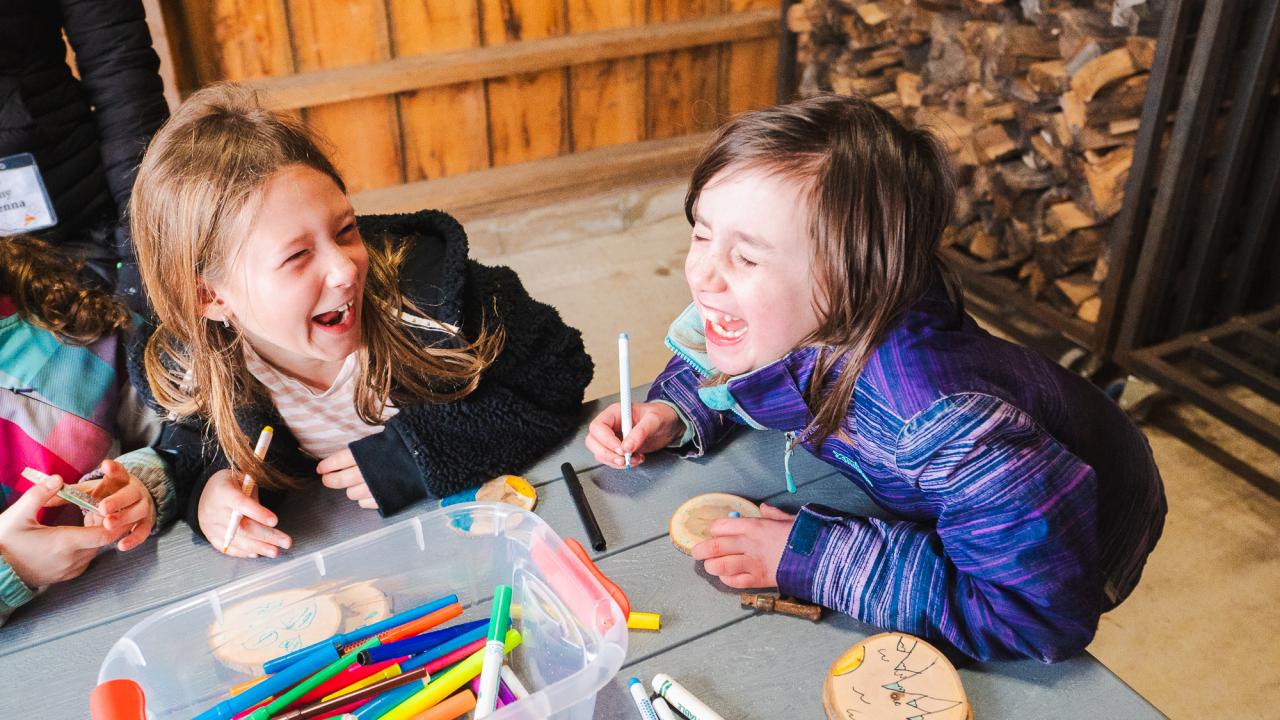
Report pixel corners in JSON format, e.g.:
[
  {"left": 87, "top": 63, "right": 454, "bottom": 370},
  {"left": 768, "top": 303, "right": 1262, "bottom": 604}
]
[{"left": 130, "top": 84, "right": 592, "bottom": 557}]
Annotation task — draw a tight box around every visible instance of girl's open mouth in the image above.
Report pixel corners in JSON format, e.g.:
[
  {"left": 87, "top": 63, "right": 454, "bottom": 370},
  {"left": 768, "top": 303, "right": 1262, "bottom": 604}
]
[
  {"left": 705, "top": 311, "right": 747, "bottom": 345},
  {"left": 311, "top": 301, "right": 355, "bottom": 333}
]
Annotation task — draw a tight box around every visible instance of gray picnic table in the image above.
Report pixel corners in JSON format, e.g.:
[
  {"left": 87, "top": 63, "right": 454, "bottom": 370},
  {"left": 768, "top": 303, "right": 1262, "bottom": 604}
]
[{"left": 0, "top": 389, "right": 1162, "bottom": 719}]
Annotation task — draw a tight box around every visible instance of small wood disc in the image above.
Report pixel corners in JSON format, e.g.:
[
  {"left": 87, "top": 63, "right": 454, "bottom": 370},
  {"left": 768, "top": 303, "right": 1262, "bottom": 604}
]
[
  {"left": 669, "top": 493, "right": 761, "bottom": 555},
  {"left": 209, "top": 589, "right": 342, "bottom": 674},
  {"left": 823, "top": 632, "right": 971, "bottom": 720},
  {"left": 475, "top": 474, "right": 537, "bottom": 511},
  {"left": 335, "top": 582, "right": 393, "bottom": 633}
]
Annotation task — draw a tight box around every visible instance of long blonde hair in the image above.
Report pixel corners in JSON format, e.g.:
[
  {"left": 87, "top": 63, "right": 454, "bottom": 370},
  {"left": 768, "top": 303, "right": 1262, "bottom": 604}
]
[{"left": 131, "top": 83, "right": 502, "bottom": 489}]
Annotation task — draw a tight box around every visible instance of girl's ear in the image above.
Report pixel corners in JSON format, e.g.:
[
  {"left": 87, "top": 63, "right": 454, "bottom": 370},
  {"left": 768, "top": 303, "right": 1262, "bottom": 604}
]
[{"left": 198, "top": 281, "right": 230, "bottom": 323}]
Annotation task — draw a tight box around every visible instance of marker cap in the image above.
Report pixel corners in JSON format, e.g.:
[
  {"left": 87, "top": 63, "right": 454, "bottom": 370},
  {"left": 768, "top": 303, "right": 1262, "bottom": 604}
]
[{"left": 488, "top": 585, "right": 513, "bottom": 642}]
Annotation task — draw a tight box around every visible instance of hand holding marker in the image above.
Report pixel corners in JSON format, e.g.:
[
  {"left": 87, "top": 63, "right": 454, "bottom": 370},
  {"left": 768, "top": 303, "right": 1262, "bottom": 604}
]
[{"left": 221, "top": 425, "right": 274, "bottom": 553}]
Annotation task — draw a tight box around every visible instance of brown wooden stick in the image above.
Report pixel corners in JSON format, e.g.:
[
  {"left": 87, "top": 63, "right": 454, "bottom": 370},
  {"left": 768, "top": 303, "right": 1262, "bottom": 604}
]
[{"left": 740, "top": 593, "right": 822, "bottom": 621}]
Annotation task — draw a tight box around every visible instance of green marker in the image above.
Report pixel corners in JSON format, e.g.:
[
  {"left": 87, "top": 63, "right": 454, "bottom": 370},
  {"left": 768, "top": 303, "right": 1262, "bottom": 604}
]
[
  {"left": 247, "top": 636, "right": 381, "bottom": 720},
  {"left": 475, "top": 585, "right": 513, "bottom": 718}
]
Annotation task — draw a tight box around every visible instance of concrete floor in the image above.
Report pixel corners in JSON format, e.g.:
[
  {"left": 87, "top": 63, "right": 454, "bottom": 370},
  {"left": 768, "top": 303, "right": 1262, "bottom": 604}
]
[{"left": 465, "top": 180, "right": 1280, "bottom": 719}]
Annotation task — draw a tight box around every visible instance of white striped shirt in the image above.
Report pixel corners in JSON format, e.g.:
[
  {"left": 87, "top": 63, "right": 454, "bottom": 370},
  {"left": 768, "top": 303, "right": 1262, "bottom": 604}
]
[{"left": 242, "top": 344, "right": 398, "bottom": 460}]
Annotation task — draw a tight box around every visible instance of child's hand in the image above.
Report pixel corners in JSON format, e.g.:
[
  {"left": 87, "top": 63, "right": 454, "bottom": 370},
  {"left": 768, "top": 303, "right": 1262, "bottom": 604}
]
[
  {"left": 692, "top": 503, "right": 796, "bottom": 589},
  {"left": 318, "top": 449, "right": 378, "bottom": 510},
  {"left": 72, "top": 459, "right": 156, "bottom": 552},
  {"left": 585, "top": 401, "right": 685, "bottom": 469},
  {"left": 197, "top": 469, "right": 292, "bottom": 558},
  {"left": 0, "top": 473, "right": 121, "bottom": 587}
]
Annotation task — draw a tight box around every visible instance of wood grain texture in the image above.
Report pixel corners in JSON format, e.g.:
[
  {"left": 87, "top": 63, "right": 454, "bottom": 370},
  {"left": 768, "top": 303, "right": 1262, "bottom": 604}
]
[
  {"left": 647, "top": 0, "right": 722, "bottom": 139},
  {"left": 389, "top": 0, "right": 490, "bottom": 180},
  {"left": 723, "top": 0, "right": 780, "bottom": 115},
  {"left": 289, "top": 0, "right": 402, "bottom": 192},
  {"left": 481, "top": 0, "right": 569, "bottom": 166},
  {"left": 568, "top": 0, "right": 646, "bottom": 151}
]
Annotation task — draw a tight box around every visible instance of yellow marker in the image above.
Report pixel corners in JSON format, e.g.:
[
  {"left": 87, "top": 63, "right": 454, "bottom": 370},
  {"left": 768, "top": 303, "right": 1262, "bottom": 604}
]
[
  {"left": 626, "top": 611, "right": 661, "bottom": 631},
  {"left": 378, "top": 629, "right": 522, "bottom": 720},
  {"left": 321, "top": 664, "right": 402, "bottom": 701},
  {"left": 229, "top": 674, "right": 269, "bottom": 696}
]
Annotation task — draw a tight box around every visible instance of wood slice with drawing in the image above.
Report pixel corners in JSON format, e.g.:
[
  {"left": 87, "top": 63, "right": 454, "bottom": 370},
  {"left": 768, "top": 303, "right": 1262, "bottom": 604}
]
[
  {"left": 669, "top": 493, "right": 761, "bottom": 555},
  {"left": 824, "top": 632, "right": 971, "bottom": 720},
  {"left": 208, "top": 589, "right": 343, "bottom": 674}
]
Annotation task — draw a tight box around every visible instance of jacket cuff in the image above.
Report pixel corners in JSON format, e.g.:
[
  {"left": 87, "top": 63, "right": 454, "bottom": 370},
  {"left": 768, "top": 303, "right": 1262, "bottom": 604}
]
[
  {"left": 350, "top": 427, "right": 422, "bottom": 517},
  {"left": 0, "top": 552, "right": 36, "bottom": 620},
  {"left": 114, "top": 447, "right": 178, "bottom": 532},
  {"left": 651, "top": 400, "right": 696, "bottom": 448},
  {"left": 776, "top": 503, "right": 870, "bottom": 613},
  {"left": 646, "top": 368, "right": 718, "bottom": 457}
]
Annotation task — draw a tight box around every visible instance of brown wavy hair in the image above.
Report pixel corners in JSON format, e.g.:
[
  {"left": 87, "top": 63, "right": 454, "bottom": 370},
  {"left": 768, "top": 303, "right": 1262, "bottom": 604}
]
[
  {"left": 131, "top": 83, "right": 503, "bottom": 490},
  {"left": 685, "top": 94, "right": 956, "bottom": 446},
  {"left": 0, "top": 234, "right": 131, "bottom": 345}
]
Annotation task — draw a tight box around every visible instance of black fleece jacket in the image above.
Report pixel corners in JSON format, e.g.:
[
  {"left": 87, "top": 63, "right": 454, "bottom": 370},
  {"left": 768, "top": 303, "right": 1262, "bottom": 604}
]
[{"left": 128, "top": 210, "right": 594, "bottom": 540}]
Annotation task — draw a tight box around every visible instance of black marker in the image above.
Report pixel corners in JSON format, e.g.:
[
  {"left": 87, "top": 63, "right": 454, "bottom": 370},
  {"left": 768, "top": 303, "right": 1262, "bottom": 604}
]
[{"left": 561, "top": 462, "right": 606, "bottom": 551}]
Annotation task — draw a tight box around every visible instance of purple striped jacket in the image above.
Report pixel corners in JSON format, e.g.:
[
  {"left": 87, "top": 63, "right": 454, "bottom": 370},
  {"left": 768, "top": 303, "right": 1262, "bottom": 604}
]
[{"left": 647, "top": 286, "right": 1165, "bottom": 662}]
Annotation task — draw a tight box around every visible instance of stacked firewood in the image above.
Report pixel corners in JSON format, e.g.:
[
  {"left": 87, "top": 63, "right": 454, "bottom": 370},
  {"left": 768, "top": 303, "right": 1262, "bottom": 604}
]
[{"left": 789, "top": 0, "right": 1164, "bottom": 323}]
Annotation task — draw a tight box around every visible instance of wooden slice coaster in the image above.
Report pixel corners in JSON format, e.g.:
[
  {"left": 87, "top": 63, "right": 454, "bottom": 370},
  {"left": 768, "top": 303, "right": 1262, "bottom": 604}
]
[
  {"left": 668, "top": 493, "right": 761, "bottom": 555},
  {"left": 823, "top": 632, "right": 971, "bottom": 720},
  {"left": 208, "top": 589, "right": 342, "bottom": 674},
  {"left": 475, "top": 474, "right": 537, "bottom": 511},
  {"left": 335, "top": 581, "right": 393, "bottom": 634}
]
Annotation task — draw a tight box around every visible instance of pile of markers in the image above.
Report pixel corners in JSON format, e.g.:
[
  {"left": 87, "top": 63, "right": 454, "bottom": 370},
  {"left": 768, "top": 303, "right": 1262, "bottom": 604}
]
[
  {"left": 196, "top": 587, "right": 525, "bottom": 720},
  {"left": 629, "top": 674, "right": 727, "bottom": 720}
]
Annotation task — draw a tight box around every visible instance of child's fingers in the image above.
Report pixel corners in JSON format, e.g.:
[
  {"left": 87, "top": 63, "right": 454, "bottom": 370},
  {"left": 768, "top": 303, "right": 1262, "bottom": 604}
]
[
  {"left": 691, "top": 535, "right": 748, "bottom": 561},
  {"left": 321, "top": 466, "right": 363, "bottom": 490},
  {"left": 231, "top": 495, "right": 279, "bottom": 529},
  {"left": 233, "top": 518, "right": 292, "bottom": 557},
  {"left": 117, "top": 521, "right": 151, "bottom": 552},
  {"left": 721, "top": 573, "right": 765, "bottom": 589},
  {"left": 17, "top": 473, "right": 64, "bottom": 512},
  {"left": 103, "top": 493, "right": 151, "bottom": 533},
  {"left": 620, "top": 413, "right": 661, "bottom": 454},
  {"left": 703, "top": 554, "right": 756, "bottom": 578},
  {"left": 316, "top": 448, "right": 356, "bottom": 475},
  {"left": 60, "top": 523, "right": 124, "bottom": 550},
  {"left": 345, "top": 483, "right": 372, "bottom": 502},
  {"left": 358, "top": 498, "right": 379, "bottom": 510},
  {"left": 226, "top": 532, "right": 279, "bottom": 559},
  {"left": 584, "top": 433, "right": 624, "bottom": 468},
  {"left": 97, "top": 482, "right": 144, "bottom": 518},
  {"left": 758, "top": 503, "right": 795, "bottom": 521},
  {"left": 586, "top": 416, "right": 624, "bottom": 453},
  {"left": 707, "top": 517, "right": 752, "bottom": 537}
]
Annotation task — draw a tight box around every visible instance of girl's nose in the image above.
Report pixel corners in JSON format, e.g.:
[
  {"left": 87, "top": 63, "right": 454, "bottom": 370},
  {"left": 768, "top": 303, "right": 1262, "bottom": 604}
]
[
  {"left": 687, "top": 250, "right": 728, "bottom": 293},
  {"left": 325, "top": 245, "right": 358, "bottom": 288}
]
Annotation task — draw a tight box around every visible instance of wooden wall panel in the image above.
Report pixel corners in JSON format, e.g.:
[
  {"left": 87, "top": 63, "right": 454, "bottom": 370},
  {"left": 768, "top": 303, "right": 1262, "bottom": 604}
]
[
  {"left": 567, "top": 0, "right": 646, "bottom": 151},
  {"left": 289, "top": 0, "right": 402, "bottom": 193},
  {"left": 480, "top": 0, "right": 569, "bottom": 166},
  {"left": 724, "top": 0, "right": 779, "bottom": 115},
  {"left": 388, "top": 0, "right": 490, "bottom": 180},
  {"left": 648, "top": 0, "right": 723, "bottom": 139}
]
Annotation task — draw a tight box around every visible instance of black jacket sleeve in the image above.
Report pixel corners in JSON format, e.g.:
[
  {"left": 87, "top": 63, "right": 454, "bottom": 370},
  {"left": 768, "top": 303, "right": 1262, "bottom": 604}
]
[
  {"left": 58, "top": 0, "right": 168, "bottom": 216},
  {"left": 352, "top": 260, "right": 594, "bottom": 515}
]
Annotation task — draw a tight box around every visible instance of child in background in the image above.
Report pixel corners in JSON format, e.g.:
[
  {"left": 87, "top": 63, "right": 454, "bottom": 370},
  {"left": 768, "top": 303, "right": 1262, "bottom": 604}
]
[
  {"left": 0, "top": 235, "right": 172, "bottom": 623},
  {"left": 586, "top": 95, "right": 1166, "bottom": 662},
  {"left": 129, "top": 84, "right": 592, "bottom": 558}
]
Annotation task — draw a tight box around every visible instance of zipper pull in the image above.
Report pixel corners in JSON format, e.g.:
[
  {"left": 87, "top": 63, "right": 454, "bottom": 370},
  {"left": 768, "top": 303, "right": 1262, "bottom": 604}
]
[{"left": 783, "top": 431, "right": 799, "bottom": 493}]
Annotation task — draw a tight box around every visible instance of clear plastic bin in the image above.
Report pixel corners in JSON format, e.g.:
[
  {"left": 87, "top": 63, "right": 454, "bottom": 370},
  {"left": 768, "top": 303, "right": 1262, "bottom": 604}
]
[{"left": 98, "top": 502, "right": 628, "bottom": 719}]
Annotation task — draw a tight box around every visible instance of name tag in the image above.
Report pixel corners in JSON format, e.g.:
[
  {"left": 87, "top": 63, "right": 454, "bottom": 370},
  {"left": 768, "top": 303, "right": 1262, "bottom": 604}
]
[{"left": 0, "top": 153, "right": 57, "bottom": 233}]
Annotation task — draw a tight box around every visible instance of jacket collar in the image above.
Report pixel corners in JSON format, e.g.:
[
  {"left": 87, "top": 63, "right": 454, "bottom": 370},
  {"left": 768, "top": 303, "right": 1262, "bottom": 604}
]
[{"left": 665, "top": 303, "right": 822, "bottom": 433}]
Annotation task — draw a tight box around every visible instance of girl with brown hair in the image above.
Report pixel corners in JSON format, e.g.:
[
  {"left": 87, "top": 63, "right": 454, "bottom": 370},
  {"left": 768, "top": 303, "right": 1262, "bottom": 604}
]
[
  {"left": 586, "top": 94, "right": 1165, "bottom": 663},
  {"left": 0, "top": 234, "right": 171, "bottom": 623},
  {"left": 129, "top": 84, "right": 592, "bottom": 558}
]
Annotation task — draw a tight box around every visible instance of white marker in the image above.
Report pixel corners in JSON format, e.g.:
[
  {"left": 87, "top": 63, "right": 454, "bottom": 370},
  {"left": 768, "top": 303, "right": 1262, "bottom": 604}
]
[
  {"left": 652, "top": 673, "right": 725, "bottom": 720},
  {"left": 628, "top": 678, "right": 660, "bottom": 720},
  {"left": 618, "top": 332, "right": 633, "bottom": 471},
  {"left": 220, "top": 426, "right": 274, "bottom": 553},
  {"left": 652, "top": 696, "right": 681, "bottom": 720},
  {"left": 501, "top": 665, "right": 530, "bottom": 699}
]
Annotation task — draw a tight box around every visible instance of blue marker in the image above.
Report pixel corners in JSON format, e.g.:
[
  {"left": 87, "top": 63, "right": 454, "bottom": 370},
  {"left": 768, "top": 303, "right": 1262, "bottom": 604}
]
[{"left": 629, "top": 677, "right": 660, "bottom": 720}]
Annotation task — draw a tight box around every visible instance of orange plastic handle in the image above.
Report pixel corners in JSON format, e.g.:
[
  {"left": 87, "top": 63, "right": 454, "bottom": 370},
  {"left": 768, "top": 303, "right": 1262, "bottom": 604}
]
[
  {"left": 90, "top": 679, "right": 147, "bottom": 720},
  {"left": 563, "top": 537, "right": 630, "bottom": 618}
]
